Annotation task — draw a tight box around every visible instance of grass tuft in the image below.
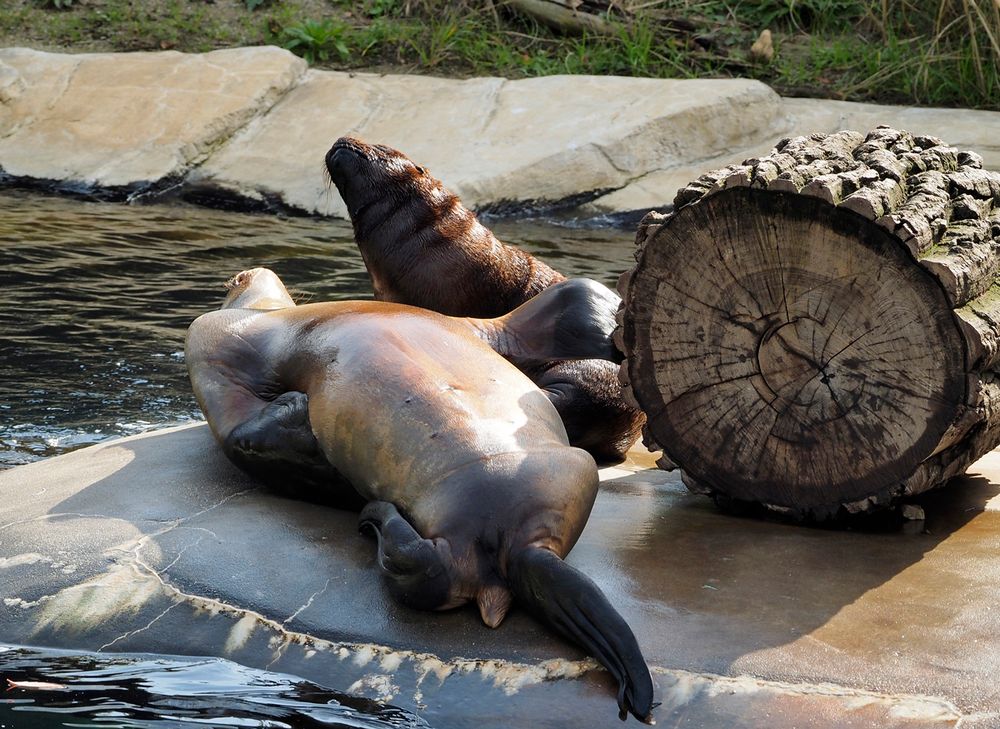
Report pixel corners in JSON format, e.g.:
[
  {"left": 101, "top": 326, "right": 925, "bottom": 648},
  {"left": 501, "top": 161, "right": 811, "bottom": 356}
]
[{"left": 0, "top": 0, "right": 996, "bottom": 110}]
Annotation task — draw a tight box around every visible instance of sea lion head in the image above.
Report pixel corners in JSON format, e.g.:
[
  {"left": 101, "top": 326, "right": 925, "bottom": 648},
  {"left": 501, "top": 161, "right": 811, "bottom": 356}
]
[
  {"left": 221, "top": 267, "right": 296, "bottom": 311},
  {"left": 325, "top": 136, "right": 460, "bottom": 233}
]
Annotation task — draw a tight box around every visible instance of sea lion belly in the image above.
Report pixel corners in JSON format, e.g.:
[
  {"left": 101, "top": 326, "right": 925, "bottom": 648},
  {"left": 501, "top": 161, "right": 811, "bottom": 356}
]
[{"left": 294, "top": 309, "right": 569, "bottom": 506}]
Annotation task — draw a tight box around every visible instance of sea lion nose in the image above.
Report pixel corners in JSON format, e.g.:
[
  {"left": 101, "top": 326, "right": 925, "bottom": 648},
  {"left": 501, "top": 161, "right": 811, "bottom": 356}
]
[{"left": 325, "top": 144, "right": 355, "bottom": 176}]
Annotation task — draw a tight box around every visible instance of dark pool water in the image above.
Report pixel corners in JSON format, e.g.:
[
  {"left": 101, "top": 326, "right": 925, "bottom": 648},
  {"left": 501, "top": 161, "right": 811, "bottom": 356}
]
[
  {"left": 0, "top": 644, "right": 428, "bottom": 728},
  {"left": 0, "top": 190, "right": 635, "bottom": 469}
]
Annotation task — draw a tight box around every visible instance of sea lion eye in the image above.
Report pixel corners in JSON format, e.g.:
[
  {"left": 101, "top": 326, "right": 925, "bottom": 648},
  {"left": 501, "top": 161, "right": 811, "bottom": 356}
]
[{"left": 414, "top": 165, "right": 426, "bottom": 175}]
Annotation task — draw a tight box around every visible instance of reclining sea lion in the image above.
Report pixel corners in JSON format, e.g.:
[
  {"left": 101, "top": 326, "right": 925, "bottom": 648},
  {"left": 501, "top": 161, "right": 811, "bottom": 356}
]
[
  {"left": 324, "top": 136, "right": 644, "bottom": 462},
  {"left": 185, "top": 267, "right": 656, "bottom": 723}
]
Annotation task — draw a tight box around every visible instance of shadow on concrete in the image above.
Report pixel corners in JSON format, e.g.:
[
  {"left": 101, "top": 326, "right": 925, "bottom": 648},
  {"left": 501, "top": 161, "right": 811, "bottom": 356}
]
[{"left": 593, "top": 465, "right": 1000, "bottom": 712}]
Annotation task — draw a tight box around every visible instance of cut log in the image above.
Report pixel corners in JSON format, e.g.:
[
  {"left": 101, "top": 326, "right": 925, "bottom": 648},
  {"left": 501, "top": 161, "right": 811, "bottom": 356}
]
[{"left": 618, "top": 126, "right": 1000, "bottom": 519}]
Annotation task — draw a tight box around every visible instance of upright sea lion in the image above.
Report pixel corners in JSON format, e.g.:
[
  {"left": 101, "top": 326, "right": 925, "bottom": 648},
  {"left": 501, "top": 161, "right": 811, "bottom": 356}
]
[
  {"left": 324, "top": 137, "right": 644, "bottom": 462},
  {"left": 186, "top": 267, "right": 656, "bottom": 723}
]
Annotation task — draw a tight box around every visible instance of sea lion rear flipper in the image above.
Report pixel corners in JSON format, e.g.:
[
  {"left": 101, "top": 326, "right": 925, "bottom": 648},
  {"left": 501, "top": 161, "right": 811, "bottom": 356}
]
[
  {"left": 359, "top": 502, "right": 454, "bottom": 611},
  {"left": 508, "top": 547, "right": 656, "bottom": 724}
]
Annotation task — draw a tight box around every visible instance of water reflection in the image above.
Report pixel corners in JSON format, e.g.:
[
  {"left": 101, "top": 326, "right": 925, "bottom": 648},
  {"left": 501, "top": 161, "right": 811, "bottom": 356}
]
[
  {"left": 0, "top": 191, "right": 634, "bottom": 468},
  {"left": 0, "top": 644, "right": 428, "bottom": 728}
]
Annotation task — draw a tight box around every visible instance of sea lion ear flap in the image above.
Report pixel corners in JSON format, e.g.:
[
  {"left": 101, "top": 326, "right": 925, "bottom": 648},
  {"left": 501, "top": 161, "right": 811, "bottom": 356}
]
[
  {"left": 359, "top": 501, "right": 453, "bottom": 611},
  {"left": 476, "top": 584, "right": 513, "bottom": 628}
]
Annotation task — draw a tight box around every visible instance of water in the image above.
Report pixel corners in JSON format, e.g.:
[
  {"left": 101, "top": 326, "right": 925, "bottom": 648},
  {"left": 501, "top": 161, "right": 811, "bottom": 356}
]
[
  {"left": 0, "top": 190, "right": 635, "bottom": 469},
  {"left": 0, "top": 644, "right": 428, "bottom": 728}
]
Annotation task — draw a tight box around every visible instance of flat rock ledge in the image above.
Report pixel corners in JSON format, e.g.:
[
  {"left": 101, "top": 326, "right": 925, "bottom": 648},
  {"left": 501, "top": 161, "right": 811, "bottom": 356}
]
[
  {"left": 2, "top": 46, "right": 998, "bottom": 220},
  {"left": 3, "top": 424, "right": 1000, "bottom": 727}
]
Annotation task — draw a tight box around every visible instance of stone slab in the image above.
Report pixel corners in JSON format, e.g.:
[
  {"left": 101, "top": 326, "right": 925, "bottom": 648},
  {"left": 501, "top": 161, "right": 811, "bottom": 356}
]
[
  {"left": 191, "top": 70, "right": 782, "bottom": 217},
  {"left": 2, "top": 46, "right": 999, "bottom": 220},
  {"left": 583, "top": 97, "right": 1000, "bottom": 216},
  {"left": 3, "top": 423, "right": 999, "bottom": 727},
  {"left": 0, "top": 47, "right": 305, "bottom": 189}
]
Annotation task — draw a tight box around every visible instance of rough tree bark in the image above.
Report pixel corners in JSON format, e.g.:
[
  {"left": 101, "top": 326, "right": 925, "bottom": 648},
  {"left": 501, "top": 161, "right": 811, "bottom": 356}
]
[
  {"left": 617, "top": 126, "right": 1000, "bottom": 519},
  {"left": 507, "top": 0, "right": 620, "bottom": 35},
  {"left": 506, "top": 1, "right": 696, "bottom": 36}
]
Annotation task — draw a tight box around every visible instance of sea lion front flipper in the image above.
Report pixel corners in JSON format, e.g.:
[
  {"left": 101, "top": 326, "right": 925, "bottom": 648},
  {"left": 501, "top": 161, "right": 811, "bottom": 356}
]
[
  {"left": 227, "top": 391, "right": 320, "bottom": 459},
  {"left": 488, "top": 278, "right": 623, "bottom": 364},
  {"left": 226, "top": 391, "right": 363, "bottom": 508},
  {"left": 474, "top": 279, "right": 645, "bottom": 461},
  {"left": 358, "top": 501, "right": 454, "bottom": 611},
  {"left": 508, "top": 546, "right": 656, "bottom": 724}
]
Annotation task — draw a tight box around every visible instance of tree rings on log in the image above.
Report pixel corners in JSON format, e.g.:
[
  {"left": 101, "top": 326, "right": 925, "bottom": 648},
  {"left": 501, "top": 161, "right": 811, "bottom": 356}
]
[{"left": 619, "top": 127, "right": 1000, "bottom": 518}]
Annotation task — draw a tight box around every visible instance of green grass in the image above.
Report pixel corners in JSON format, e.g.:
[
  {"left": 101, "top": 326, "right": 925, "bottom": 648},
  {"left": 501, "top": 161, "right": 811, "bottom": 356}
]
[
  {"left": 279, "top": 18, "right": 350, "bottom": 63},
  {"left": 0, "top": 0, "right": 996, "bottom": 110}
]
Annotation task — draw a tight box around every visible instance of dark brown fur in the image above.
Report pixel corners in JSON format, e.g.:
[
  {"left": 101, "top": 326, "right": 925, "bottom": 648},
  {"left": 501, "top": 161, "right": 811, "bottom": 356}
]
[
  {"left": 328, "top": 137, "right": 564, "bottom": 317},
  {"left": 326, "top": 137, "right": 643, "bottom": 461}
]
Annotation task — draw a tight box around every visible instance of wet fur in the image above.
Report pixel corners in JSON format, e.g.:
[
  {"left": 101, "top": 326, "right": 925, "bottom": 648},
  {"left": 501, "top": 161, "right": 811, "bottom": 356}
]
[{"left": 328, "top": 137, "right": 564, "bottom": 318}]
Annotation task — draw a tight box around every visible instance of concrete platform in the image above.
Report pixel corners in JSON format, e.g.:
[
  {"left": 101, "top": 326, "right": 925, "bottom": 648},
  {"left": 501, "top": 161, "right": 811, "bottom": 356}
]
[{"left": 2, "top": 423, "right": 999, "bottom": 727}]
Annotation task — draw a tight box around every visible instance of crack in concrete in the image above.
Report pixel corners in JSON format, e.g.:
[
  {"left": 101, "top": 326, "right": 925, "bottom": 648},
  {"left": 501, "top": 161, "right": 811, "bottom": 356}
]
[
  {"left": 43, "top": 56, "right": 83, "bottom": 116},
  {"left": 62, "top": 528, "right": 971, "bottom": 719},
  {"left": 97, "top": 487, "right": 255, "bottom": 572},
  {"left": 114, "top": 535, "right": 598, "bottom": 696},
  {"left": 178, "top": 78, "right": 304, "bottom": 178},
  {"left": 265, "top": 576, "right": 334, "bottom": 670},
  {"left": 16, "top": 519, "right": 976, "bottom": 719},
  {"left": 98, "top": 602, "right": 179, "bottom": 652},
  {"left": 157, "top": 534, "right": 206, "bottom": 574},
  {"left": 281, "top": 576, "right": 332, "bottom": 628},
  {"left": 0, "top": 512, "right": 114, "bottom": 533},
  {"left": 112, "top": 486, "right": 255, "bottom": 568},
  {"left": 586, "top": 100, "right": 792, "bottom": 205},
  {"left": 592, "top": 142, "right": 632, "bottom": 178}
]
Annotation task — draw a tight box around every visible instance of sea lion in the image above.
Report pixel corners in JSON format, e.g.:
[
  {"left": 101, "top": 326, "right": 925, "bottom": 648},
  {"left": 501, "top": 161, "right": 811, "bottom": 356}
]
[
  {"left": 185, "top": 267, "right": 656, "bottom": 723},
  {"left": 324, "top": 136, "right": 644, "bottom": 462}
]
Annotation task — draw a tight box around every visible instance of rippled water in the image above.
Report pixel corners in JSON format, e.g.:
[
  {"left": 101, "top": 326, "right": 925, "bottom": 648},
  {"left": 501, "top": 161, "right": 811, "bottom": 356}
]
[
  {"left": 0, "top": 644, "right": 427, "bottom": 728},
  {"left": 0, "top": 190, "right": 634, "bottom": 469}
]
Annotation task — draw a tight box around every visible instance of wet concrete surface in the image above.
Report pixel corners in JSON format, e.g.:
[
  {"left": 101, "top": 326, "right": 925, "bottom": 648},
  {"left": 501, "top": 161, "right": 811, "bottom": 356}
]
[{"left": 1, "top": 423, "right": 998, "bottom": 727}]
